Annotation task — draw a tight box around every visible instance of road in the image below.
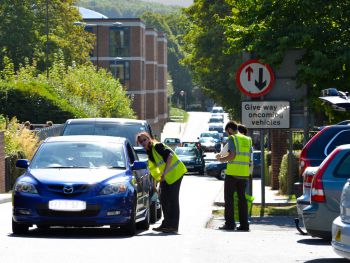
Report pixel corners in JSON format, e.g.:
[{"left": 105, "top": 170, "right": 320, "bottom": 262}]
[
  {"left": 0, "top": 175, "right": 346, "bottom": 263},
  {"left": 0, "top": 112, "right": 346, "bottom": 262}
]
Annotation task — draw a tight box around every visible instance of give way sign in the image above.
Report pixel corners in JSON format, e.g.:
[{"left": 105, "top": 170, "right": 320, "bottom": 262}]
[{"left": 236, "top": 59, "right": 275, "bottom": 97}]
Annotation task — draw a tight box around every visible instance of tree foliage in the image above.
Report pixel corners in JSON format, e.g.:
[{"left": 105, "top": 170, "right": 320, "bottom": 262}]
[
  {"left": 223, "top": 0, "right": 350, "bottom": 122},
  {"left": 182, "top": 1, "right": 242, "bottom": 117},
  {"left": 0, "top": 0, "right": 94, "bottom": 73}
]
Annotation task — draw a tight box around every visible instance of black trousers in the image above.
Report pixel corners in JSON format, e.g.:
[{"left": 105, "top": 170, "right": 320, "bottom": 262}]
[
  {"left": 160, "top": 176, "right": 183, "bottom": 229},
  {"left": 224, "top": 176, "right": 248, "bottom": 227}
]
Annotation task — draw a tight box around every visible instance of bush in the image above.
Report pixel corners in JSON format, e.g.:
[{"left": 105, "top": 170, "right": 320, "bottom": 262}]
[
  {"left": 4, "top": 117, "right": 41, "bottom": 189},
  {"left": 279, "top": 152, "right": 300, "bottom": 195},
  {"left": 0, "top": 81, "right": 87, "bottom": 123}
]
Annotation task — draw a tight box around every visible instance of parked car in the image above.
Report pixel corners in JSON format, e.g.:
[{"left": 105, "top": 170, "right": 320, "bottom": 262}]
[
  {"left": 12, "top": 136, "right": 151, "bottom": 236},
  {"left": 208, "top": 116, "right": 224, "bottom": 124},
  {"left": 174, "top": 147, "right": 205, "bottom": 174},
  {"left": 206, "top": 161, "right": 226, "bottom": 180},
  {"left": 206, "top": 151, "right": 261, "bottom": 180},
  {"left": 211, "top": 106, "right": 224, "bottom": 116},
  {"left": 163, "top": 138, "right": 181, "bottom": 150},
  {"left": 299, "top": 125, "right": 350, "bottom": 179},
  {"left": 199, "top": 131, "right": 221, "bottom": 152},
  {"left": 332, "top": 179, "right": 350, "bottom": 260},
  {"left": 296, "top": 166, "right": 319, "bottom": 234},
  {"left": 61, "top": 118, "right": 153, "bottom": 147},
  {"left": 198, "top": 137, "right": 218, "bottom": 153},
  {"left": 303, "top": 144, "right": 350, "bottom": 240},
  {"left": 208, "top": 123, "right": 224, "bottom": 134},
  {"left": 61, "top": 117, "right": 160, "bottom": 223}
]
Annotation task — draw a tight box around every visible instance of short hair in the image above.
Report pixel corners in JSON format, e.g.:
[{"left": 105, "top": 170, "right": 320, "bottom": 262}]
[
  {"left": 225, "top": 121, "right": 238, "bottom": 131},
  {"left": 238, "top": 124, "right": 248, "bottom": 135}
]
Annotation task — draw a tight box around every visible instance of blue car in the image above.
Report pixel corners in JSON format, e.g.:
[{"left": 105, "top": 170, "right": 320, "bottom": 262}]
[
  {"left": 12, "top": 136, "right": 151, "bottom": 236},
  {"left": 206, "top": 151, "right": 261, "bottom": 180}
]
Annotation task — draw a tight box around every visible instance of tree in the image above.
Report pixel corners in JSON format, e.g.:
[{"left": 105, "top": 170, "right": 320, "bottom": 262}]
[
  {"left": 182, "top": 0, "right": 242, "bottom": 117},
  {"left": 223, "top": 0, "right": 350, "bottom": 122},
  {"left": 0, "top": 0, "right": 94, "bottom": 73}
]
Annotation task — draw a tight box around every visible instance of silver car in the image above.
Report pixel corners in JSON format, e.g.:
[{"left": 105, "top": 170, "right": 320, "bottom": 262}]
[
  {"left": 303, "top": 144, "right": 350, "bottom": 240},
  {"left": 332, "top": 179, "right": 350, "bottom": 260},
  {"left": 296, "top": 167, "right": 318, "bottom": 230}
]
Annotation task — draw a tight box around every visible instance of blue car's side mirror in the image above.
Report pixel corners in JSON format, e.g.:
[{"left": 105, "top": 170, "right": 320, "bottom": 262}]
[
  {"left": 131, "top": 161, "right": 147, "bottom": 170},
  {"left": 16, "top": 159, "right": 30, "bottom": 169}
]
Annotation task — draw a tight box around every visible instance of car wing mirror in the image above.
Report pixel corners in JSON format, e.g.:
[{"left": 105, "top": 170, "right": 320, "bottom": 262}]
[
  {"left": 16, "top": 159, "right": 30, "bottom": 169},
  {"left": 131, "top": 161, "right": 148, "bottom": 170}
]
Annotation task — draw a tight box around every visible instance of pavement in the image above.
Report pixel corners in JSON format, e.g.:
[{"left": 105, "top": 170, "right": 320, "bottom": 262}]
[
  {"left": 0, "top": 193, "right": 11, "bottom": 204},
  {"left": 213, "top": 178, "right": 296, "bottom": 207}
]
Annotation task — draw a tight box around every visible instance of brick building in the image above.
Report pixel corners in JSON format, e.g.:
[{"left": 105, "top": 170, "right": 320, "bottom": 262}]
[{"left": 80, "top": 8, "right": 168, "bottom": 137}]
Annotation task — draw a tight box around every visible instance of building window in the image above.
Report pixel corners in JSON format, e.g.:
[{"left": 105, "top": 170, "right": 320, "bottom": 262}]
[
  {"left": 109, "top": 28, "right": 130, "bottom": 57},
  {"left": 110, "top": 61, "right": 130, "bottom": 84}
]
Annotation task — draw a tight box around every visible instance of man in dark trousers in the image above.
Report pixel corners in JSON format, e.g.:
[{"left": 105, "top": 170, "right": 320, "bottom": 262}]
[{"left": 216, "top": 121, "right": 252, "bottom": 231}]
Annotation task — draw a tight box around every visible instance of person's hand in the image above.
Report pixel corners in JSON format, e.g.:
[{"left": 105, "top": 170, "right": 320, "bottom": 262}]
[{"left": 215, "top": 153, "right": 221, "bottom": 160}]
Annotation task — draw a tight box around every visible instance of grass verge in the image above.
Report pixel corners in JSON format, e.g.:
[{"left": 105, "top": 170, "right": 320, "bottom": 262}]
[{"left": 213, "top": 204, "right": 297, "bottom": 217}]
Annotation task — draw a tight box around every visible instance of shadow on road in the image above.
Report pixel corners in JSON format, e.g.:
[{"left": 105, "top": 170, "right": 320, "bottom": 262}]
[
  {"left": 249, "top": 216, "right": 296, "bottom": 228},
  {"left": 8, "top": 227, "right": 149, "bottom": 239},
  {"left": 297, "top": 238, "right": 331, "bottom": 246},
  {"left": 303, "top": 259, "right": 348, "bottom": 263}
]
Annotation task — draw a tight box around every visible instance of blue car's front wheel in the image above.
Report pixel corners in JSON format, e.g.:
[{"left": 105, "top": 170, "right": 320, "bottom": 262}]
[{"left": 12, "top": 218, "right": 29, "bottom": 235}]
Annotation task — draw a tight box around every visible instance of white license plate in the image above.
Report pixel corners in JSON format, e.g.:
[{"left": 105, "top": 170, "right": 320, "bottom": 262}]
[
  {"left": 187, "top": 166, "right": 194, "bottom": 169},
  {"left": 48, "top": 200, "right": 86, "bottom": 211}
]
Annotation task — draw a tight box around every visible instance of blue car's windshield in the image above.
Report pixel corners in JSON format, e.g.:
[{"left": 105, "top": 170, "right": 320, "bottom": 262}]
[{"left": 30, "top": 142, "right": 126, "bottom": 169}]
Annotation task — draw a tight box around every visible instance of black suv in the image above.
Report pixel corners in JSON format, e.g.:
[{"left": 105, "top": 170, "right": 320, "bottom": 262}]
[{"left": 61, "top": 118, "right": 153, "bottom": 146}]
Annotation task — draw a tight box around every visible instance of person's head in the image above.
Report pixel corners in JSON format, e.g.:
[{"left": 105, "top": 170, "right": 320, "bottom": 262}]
[
  {"left": 24, "top": 121, "right": 31, "bottom": 129},
  {"left": 136, "top": 132, "right": 154, "bottom": 150},
  {"left": 46, "top": 120, "right": 53, "bottom": 127},
  {"left": 225, "top": 121, "right": 238, "bottom": 136},
  {"left": 237, "top": 124, "right": 248, "bottom": 135}
]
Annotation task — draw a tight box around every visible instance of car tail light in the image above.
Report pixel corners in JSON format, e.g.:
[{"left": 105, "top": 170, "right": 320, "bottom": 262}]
[
  {"left": 299, "top": 126, "right": 330, "bottom": 176},
  {"left": 311, "top": 147, "right": 340, "bottom": 202},
  {"left": 303, "top": 171, "right": 314, "bottom": 191}
]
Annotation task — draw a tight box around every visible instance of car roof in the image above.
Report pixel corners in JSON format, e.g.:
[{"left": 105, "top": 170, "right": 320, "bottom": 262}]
[
  {"left": 44, "top": 135, "right": 127, "bottom": 144},
  {"left": 65, "top": 118, "right": 147, "bottom": 125}
]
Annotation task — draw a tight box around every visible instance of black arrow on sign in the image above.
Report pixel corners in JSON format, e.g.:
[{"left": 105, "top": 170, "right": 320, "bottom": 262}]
[{"left": 255, "top": 68, "right": 267, "bottom": 90}]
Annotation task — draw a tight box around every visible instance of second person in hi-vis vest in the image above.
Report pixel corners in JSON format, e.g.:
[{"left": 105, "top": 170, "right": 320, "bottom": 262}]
[
  {"left": 216, "top": 121, "right": 252, "bottom": 231},
  {"left": 137, "top": 132, "right": 187, "bottom": 234}
]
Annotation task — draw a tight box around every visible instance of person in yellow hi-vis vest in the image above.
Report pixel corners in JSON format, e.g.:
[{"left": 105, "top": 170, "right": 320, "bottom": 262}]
[
  {"left": 137, "top": 132, "right": 187, "bottom": 234},
  {"left": 216, "top": 121, "right": 252, "bottom": 231}
]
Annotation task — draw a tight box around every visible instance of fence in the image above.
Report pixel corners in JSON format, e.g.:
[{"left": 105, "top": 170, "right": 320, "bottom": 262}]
[{"left": 35, "top": 124, "right": 64, "bottom": 141}]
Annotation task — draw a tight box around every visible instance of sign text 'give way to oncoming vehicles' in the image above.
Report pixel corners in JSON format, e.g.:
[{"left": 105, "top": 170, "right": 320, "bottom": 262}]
[{"left": 242, "top": 101, "right": 290, "bottom": 129}]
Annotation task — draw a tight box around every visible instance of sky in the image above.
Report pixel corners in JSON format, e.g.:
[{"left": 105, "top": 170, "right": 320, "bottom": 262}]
[{"left": 140, "top": 0, "right": 193, "bottom": 7}]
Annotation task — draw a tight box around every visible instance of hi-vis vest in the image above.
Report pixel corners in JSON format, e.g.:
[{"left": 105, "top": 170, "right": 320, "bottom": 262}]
[
  {"left": 226, "top": 133, "right": 252, "bottom": 177},
  {"left": 148, "top": 143, "right": 187, "bottom": 184}
]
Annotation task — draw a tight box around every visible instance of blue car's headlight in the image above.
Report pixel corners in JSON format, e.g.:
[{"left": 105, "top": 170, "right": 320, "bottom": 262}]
[
  {"left": 100, "top": 183, "right": 128, "bottom": 195},
  {"left": 14, "top": 182, "right": 38, "bottom": 194}
]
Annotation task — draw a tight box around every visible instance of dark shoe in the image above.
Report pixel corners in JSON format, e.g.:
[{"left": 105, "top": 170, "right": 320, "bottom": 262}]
[
  {"left": 161, "top": 227, "right": 178, "bottom": 233},
  {"left": 236, "top": 226, "right": 250, "bottom": 231},
  {"left": 152, "top": 226, "right": 165, "bottom": 232},
  {"left": 219, "top": 224, "right": 236, "bottom": 231}
]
